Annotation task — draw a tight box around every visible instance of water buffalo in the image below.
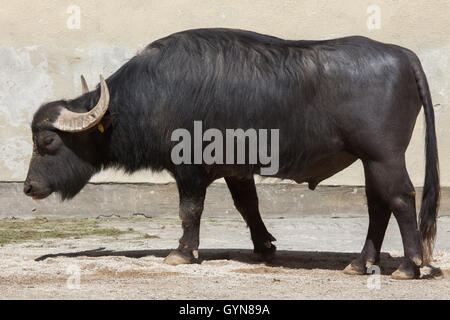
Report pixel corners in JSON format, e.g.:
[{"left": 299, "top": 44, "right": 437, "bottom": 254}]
[{"left": 24, "top": 28, "right": 439, "bottom": 279}]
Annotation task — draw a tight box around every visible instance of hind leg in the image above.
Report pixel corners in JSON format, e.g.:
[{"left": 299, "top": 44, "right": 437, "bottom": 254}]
[
  {"left": 352, "top": 158, "right": 422, "bottom": 279},
  {"left": 344, "top": 163, "right": 391, "bottom": 275},
  {"left": 225, "top": 176, "right": 276, "bottom": 261}
]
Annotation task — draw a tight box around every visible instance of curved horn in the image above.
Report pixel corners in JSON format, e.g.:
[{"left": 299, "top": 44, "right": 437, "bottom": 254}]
[
  {"left": 80, "top": 75, "right": 89, "bottom": 94},
  {"left": 53, "top": 75, "right": 110, "bottom": 132}
]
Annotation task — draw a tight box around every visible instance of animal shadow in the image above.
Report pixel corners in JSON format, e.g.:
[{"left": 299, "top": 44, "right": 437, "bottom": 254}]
[{"left": 35, "top": 247, "right": 409, "bottom": 276}]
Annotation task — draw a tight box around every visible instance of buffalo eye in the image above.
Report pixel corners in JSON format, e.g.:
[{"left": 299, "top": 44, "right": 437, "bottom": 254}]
[
  {"left": 39, "top": 134, "right": 61, "bottom": 154},
  {"left": 44, "top": 136, "right": 54, "bottom": 146}
]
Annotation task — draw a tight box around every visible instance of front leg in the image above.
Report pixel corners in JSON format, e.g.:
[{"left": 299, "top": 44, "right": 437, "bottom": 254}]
[
  {"left": 164, "top": 169, "right": 207, "bottom": 265},
  {"left": 225, "top": 177, "right": 276, "bottom": 262}
]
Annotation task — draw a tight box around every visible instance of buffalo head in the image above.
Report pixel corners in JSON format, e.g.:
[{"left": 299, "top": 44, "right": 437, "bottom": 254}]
[{"left": 24, "top": 75, "right": 110, "bottom": 200}]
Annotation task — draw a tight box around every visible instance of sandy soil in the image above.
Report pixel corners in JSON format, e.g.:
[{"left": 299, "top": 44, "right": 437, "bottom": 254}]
[{"left": 1, "top": 216, "right": 450, "bottom": 299}]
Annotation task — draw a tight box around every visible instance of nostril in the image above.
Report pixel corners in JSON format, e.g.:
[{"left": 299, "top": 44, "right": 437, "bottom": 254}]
[{"left": 23, "top": 183, "right": 33, "bottom": 196}]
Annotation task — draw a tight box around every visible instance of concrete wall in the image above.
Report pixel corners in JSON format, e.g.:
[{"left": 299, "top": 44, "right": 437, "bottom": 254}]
[
  {"left": 3, "top": 182, "right": 449, "bottom": 219},
  {"left": 0, "top": 0, "right": 449, "bottom": 186}
]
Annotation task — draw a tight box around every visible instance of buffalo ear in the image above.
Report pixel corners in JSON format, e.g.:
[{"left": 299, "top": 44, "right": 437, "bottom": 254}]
[{"left": 99, "top": 112, "right": 116, "bottom": 131}]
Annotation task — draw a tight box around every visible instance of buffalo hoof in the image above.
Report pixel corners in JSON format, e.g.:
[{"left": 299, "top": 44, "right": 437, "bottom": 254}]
[
  {"left": 391, "top": 269, "right": 419, "bottom": 280},
  {"left": 252, "top": 242, "right": 276, "bottom": 262},
  {"left": 343, "top": 263, "right": 366, "bottom": 275},
  {"left": 163, "top": 250, "right": 195, "bottom": 266},
  {"left": 391, "top": 266, "right": 420, "bottom": 280}
]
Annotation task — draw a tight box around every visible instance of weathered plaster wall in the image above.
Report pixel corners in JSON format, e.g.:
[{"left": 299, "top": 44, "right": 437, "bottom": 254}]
[{"left": 0, "top": 0, "right": 449, "bottom": 185}]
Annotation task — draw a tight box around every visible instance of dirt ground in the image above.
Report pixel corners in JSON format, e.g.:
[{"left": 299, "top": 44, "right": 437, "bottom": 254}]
[{"left": 1, "top": 216, "right": 450, "bottom": 299}]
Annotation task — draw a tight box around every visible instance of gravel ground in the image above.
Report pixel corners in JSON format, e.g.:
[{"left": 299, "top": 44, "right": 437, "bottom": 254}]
[{"left": 1, "top": 216, "right": 450, "bottom": 299}]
